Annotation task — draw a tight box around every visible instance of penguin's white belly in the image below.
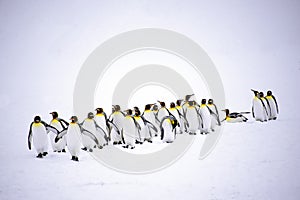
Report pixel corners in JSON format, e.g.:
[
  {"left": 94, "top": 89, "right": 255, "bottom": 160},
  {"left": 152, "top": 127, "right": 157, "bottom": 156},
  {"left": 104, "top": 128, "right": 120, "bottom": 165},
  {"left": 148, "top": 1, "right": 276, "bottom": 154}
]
[
  {"left": 82, "top": 120, "right": 96, "bottom": 148},
  {"left": 200, "top": 107, "right": 211, "bottom": 133},
  {"left": 143, "top": 112, "right": 158, "bottom": 135},
  {"left": 253, "top": 99, "right": 267, "bottom": 121},
  {"left": 162, "top": 119, "right": 175, "bottom": 142},
  {"left": 267, "top": 98, "right": 277, "bottom": 119},
  {"left": 186, "top": 108, "right": 198, "bottom": 132},
  {"left": 94, "top": 117, "right": 108, "bottom": 146},
  {"left": 262, "top": 98, "right": 270, "bottom": 118},
  {"left": 110, "top": 114, "right": 123, "bottom": 142},
  {"left": 50, "top": 121, "right": 66, "bottom": 151},
  {"left": 66, "top": 124, "right": 82, "bottom": 156},
  {"left": 32, "top": 125, "right": 48, "bottom": 154},
  {"left": 123, "top": 118, "right": 136, "bottom": 146},
  {"left": 135, "top": 118, "right": 147, "bottom": 140},
  {"left": 158, "top": 108, "right": 169, "bottom": 121}
]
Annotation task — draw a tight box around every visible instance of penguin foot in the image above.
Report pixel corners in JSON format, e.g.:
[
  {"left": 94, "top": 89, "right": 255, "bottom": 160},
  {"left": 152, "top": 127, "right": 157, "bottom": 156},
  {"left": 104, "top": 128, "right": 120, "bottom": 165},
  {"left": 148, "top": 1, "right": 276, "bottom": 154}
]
[
  {"left": 58, "top": 151, "right": 61, "bottom": 153},
  {"left": 166, "top": 141, "right": 173, "bottom": 143},
  {"left": 75, "top": 157, "right": 79, "bottom": 162},
  {"left": 189, "top": 132, "right": 193, "bottom": 135},
  {"left": 122, "top": 145, "right": 129, "bottom": 149},
  {"left": 113, "top": 142, "right": 118, "bottom": 145},
  {"left": 118, "top": 141, "right": 122, "bottom": 145},
  {"left": 62, "top": 149, "right": 66, "bottom": 153},
  {"left": 130, "top": 146, "right": 135, "bottom": 149},
  {"left": 42, "top": 152, "right": 48, "bottom": 156},
  {"left": 53, "top": 150, "right": 57, "bottom": 152},
  {"left": 71, "top": 156, "right": 75, "bottom": 161},
  {"left": 155, "top": 134, "right": 158, "bottom": 137},
  {"left": 36, "top": 153, "right": 43, "bottom": 158},
  {"left": 81, "top": 147, "right": 87, "bottom": 151},
  {"left": 94, "top": 145, "right": 97, "bottom": 148},
  {"left": 147, "top": 140, "right": 153, "bottom": 143},
  {"left": 89, "top": 149, "right": 93, "bottom": 152},
  {"left": 273, "top": 117, "right": 277, "bottom": 120},
  {"left": 98, "top": 146, "right": 103, "bottom": 149}
]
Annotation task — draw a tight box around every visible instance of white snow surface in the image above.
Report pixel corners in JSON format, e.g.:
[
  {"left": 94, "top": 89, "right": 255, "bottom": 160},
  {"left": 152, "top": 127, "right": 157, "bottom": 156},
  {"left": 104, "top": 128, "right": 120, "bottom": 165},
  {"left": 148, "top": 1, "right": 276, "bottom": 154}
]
[{"left": 1, "top": 0, "right": 300, "bottom": 199}]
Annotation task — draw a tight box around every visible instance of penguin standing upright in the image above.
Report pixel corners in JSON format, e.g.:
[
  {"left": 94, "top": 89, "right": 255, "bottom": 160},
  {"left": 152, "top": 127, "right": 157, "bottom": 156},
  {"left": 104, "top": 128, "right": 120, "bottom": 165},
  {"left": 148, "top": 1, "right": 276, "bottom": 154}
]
[
  {"left": 133, "top": 107, "right": 147, "bottom": 144},
  {"left": 168, "top": 102, "right": 181, "bottom": 134},
  {"left": 142, "top": 104, "right": 159, "bottom": 138},
  {"left": 109, "top": 105, "right": 124, "bottom": 145},
  {"left": 176, "top": 99, "right": 186, "bottom": 133},
  {"left": 198, "top": 99, "right": 212, "bottom": 134},
  {"left": 251, "top": 89, "right": 268, "bottom": 122},
  {"left": 207, "top": 99, "right": 220, "bottom": 132},
  {"left": 160, "top": 115, "right": 178, "bottom": 143},
  {"left": 55, "top": 116, "right": 100, "bottom": 161},
  {"left": 259, "top": 92, "right": 271, "bottom": 120},
  {"left": 151, "top": 104, "right": 160, "bottom": 136},
  {"left": 49, "top": 111, "right": 68, "bottom": 153},
  {"left": 122, "top": 109, "right": 138, "bottom": 149},
  {"left": 265, "top": 90, "right": 279, "bottom": 120},
  {"left": 28, "top": 116, "right": 59, "bottom": 158},
  {"left": 81, "top": 112, "right": 106, "bottom": 151},
  {"left": 185, "top": 101, "right": 201, "bottom": 135},
  {"left": 94, "top": 108, "right": 109, "bottom": 146}
]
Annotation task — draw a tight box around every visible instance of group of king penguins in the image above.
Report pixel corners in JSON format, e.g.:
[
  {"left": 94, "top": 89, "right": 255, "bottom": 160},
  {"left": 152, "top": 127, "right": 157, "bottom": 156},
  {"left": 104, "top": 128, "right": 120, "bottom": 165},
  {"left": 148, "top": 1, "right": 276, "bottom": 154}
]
[{"left": 28, "top": 91, "right": 279, "bottom": 162}]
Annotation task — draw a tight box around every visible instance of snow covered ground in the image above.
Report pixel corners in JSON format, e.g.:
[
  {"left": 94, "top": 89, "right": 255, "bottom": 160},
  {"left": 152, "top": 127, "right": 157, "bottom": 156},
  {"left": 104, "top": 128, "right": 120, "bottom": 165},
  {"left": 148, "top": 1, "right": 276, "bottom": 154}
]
[{"left": 1, "top": 0, "right": 300, "bottom": 199}]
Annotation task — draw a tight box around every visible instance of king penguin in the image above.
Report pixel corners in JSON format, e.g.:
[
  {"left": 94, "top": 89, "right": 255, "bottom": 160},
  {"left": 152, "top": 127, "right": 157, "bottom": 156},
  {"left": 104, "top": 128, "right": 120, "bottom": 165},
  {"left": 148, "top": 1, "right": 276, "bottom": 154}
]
[
  {"left": 142, "top": 104, "right": 159, "bottom": 138},
  {"left": 251, "top": 89, "right": 268, "bottom": 122},
  {"left": 94, "top": 108, "right": 109, "bottom": 146},
  {"left": 207, "top": 99, "right": 220, "bottom": 132},
  {"left": 157, "top": 101, "right": 169, "bottom": 122},
  {"left": 49, "top": 111, "right": 68, "bottom": 153},
  {"left": 185, "top": 101, "right": 201, "bottom": 135},
  {"left": 28, "top": 116, "right": 59, "bottom": 158},
  {"left": 168, "top": 102, "right": 181, "bottom": 134},
  {"left": 222, "top": 109, "right": 249, "bottom": 123},
  {"left": 160, "top": 115, "right": 178, "bottom": 143},
  {"left": 265, "top": 90, "right": 279, "bottom": 120},
  {"left": 199, "top": 99, "right": 212, "bottom": 134},
  {"left": 109, "top": 105, "right": 124, "bottom": 145},
  {"left": 122, "top": 109, "right": 138, "bottom": 149}
]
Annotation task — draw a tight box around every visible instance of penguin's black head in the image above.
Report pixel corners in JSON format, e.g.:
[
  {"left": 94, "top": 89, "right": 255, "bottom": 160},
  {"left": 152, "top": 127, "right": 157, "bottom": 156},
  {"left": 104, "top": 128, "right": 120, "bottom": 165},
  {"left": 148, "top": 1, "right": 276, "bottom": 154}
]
[
  {"left": 185, "top": 94, "right": 194, "bottom": 101},
  {"left": 34, "top": 116, "right": 41, "bottom": 123},
  {"left": 95, "top": 108, "right": 103, "bottom": 114},
  {"left": 114, "top": 105, "right": 121, "bottom": 112},
  {"left": 152, "top": 104, "right": 158, "bottom": 111},
  {"left": 145, "top": 104, "right": 152, "bottom": 110},
  {"left": 125, "top": 109, "right": 133, "bottom": 116},
  {"left": 222, "top": 109, "right": 230, "bottom": 116},
  {"left": 135, "top": 109, "right": 141, "bottom": 116},
  {"left": 201, "top": 99, "right": 206, "bottom": 105},
  {"left": 50, "top": 111, "right": 58, "bottom": 119},
  {"left": 70, "top": 116, "right": 78, "bottom": 123},
  {"left": 208, "top": 99, "right": 213, "bottom": 104},
  {"left": 87, "top": 112, "right": 94, "bottom": 119},
  {"left": 176, "top": 99, "right": 183, "bottom": 106},
  {"left": 259, "top": 92, "right": 264, "bottom": 98},
  {"left": 158, "top": 101, "right": 165, "bottom": 107},
  {"left": 134, "top": 106, "right": 140, "bottom": 112},
  {"left": 251, "top": 89, "right": 259, "bottom": 96},
  {"left": 267, "top": 91, "right": 272, "bottom": 96},
  {"left": 188, "top": 101, "right": 194, "bottom": 106},
  {"left": 170, "top": 102, "right": 175, "bottom": 108}
]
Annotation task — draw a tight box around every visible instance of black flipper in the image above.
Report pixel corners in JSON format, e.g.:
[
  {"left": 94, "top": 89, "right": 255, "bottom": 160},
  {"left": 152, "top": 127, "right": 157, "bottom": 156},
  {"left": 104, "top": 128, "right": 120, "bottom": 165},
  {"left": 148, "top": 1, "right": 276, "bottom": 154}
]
[
  {"left": 195, "top": 108, "right": 203, "bottom": 129},
  {"left": 58, "top": 118, "right": 69, "bottom": 129},
  {"left": 206, "top": 105, "right": 221, "bottom": 126},
  {"left": 41, "top": 121, "right": 59, "bottom": 134},
  {"left": 79, "top": 125, "right": 100, "bottom": 146},
  {"left": 141, "top": 116, "right": 158, "bottom": 133},
  {"left": 252, "top": 106, "right": 255, "bottom": 118},
  {"left": 94, "top": 120, "right": 109, "bottom": 142},
  {"left": 55, "top": 128, "right": 68, "bottom": 143},
  {"left": 272, "top": 95, "right": 279, "bottom": 114},
  {"left": 28, "top": 122, "right": 33, "bottom": 150}
]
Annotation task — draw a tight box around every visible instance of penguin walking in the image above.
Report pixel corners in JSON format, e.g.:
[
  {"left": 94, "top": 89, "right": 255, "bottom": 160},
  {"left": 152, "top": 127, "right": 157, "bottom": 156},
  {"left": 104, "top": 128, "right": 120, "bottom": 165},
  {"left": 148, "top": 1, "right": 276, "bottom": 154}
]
[
  {"left": 81, "top": 112, "right": 107, "bottom": 151},
  {"left": 142, "top": 104, "right": 159, "bottom": 138},
  {"left": 94, "top": 108, "right": 110, "bottom": 146},
  {"left": 198, "top": 99, "right": 212, "bottom": 134},
  {"left": 122, "top": 109, "right": 139, "bottom": 149},
  {"left": 222, "top": 109, "right": 249, "bottom": 123},
  {"left": 55, "top": 116, "right": 100, "bottom": 161},
  {"left": 182, "top": 94, "right": 195, "bottom": 114},
  {"left": 151, "top": 104, "right": 160, "bottom": 136},
  {"left": 265, "top": 90, "right": 279, "bottom": 120},
  {"left": 207, "top": 99, "right": 221, "bottom": 132},
  {"left": 109, "top": 105, "right": 124, "bottom": 145},
  {"left": 160, "top": 115, "right": 178, "bottom": 143},
  {"left": 176, "top": 99, "right": 188, "bottom": 134},
  {"left": 185, "top": 101, "right": 201, "bottom": 135},
  {"left": 49, "top": 111, "right": 68, "bottom": 153},
  {"left": 28, "top": 116, "right": 59, "bottom": 158},
  {"left": 168, "top": 102, "right": 181, "bottom": 134},
  {"left": 251, "top": 89, "right": 268, "bottom": 122}
]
